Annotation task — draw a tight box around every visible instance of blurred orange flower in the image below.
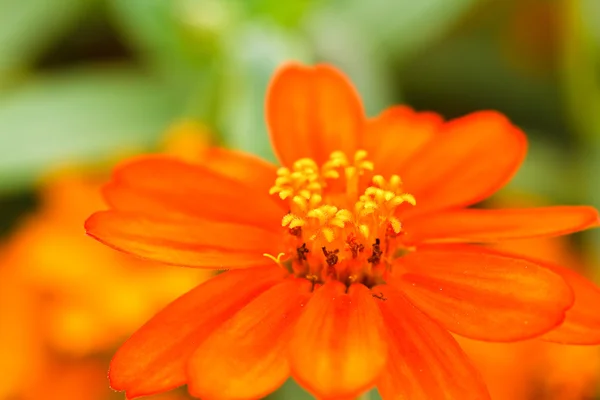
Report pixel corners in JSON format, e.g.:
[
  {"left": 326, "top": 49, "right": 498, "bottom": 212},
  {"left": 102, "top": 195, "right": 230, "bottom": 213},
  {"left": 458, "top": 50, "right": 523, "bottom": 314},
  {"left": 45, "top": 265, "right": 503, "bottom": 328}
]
[
  {"left": 86, "top": 64, "right": 600, "bottom": 400},
  {"left": 0, "top": 122, "right": 211, "bottom": 400},
  {"left": 0, "top": 261, "right": 43, "bottom": 399},
  {"left": 5, "top": 176, "right": 206, "bottom": 355}
]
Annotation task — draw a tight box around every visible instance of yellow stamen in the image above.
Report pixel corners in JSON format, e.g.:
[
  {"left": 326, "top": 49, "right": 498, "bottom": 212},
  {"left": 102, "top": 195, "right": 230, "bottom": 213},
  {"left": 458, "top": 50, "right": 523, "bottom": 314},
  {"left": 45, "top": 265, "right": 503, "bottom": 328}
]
[
  {"left": 263, "top": 252, "right": 286, "bottom": 265},
  {"left": 268, "top": 149, "right": 416, "bottom": 268}
]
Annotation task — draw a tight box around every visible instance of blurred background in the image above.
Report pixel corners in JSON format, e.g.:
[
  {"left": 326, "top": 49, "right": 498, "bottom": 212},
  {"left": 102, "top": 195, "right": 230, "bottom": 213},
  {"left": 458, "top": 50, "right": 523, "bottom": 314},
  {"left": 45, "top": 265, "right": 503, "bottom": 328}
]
[{"left": 0, "top": 0, "right": 599, "bottom": 399}]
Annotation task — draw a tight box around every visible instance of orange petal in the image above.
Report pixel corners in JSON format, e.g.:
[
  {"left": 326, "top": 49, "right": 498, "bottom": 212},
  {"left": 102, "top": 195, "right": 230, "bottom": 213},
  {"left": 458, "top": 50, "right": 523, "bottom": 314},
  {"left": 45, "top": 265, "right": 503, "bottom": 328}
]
[
  {"left": 497, "top": 257, "right": 600, "bottom": 345},
  {"left": 103, "top": 156, "right": 283, "bottom": 230},
  {"left": 86, "top": 211, "right": 284, "bottom": 269},
  {"left": 109, "top": 265, "right": 285, "bottom": 398},
  {"left": 363, "top": 106, "right": 442, "bottom": 177},
  {"left": 400, "top": 111, "right": 527, "bottom": 217},
  {"left": 390, "top": 245, "right": 573, "bottom": 341},
  {"left": 201, "top": 147, "right": 281, "bottom": 198},
  {"left": 266, "top": 63, "right": 365, "bottom": 166},
  {"left": 444, "top": 245, "right": 600, "bottom": 345},
  {"left": 188, "top": 278, "right": 312, "bottom": 400},
  {"left": 376, "top": 285, "right": 490, "bottom": 400},
  {"left": 289, "top": 281, "right": 387, "bottom": 399},
  {"left": 403, "top": 206, "right": 599, "bottom": 244},
  {"left": 542, "top": 264, "right": 600, "bottom": 344}
]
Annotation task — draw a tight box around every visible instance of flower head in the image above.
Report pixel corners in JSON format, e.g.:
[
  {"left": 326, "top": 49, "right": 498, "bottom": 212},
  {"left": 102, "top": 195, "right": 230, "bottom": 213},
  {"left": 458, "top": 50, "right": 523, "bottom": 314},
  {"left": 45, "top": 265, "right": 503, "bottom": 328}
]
[{"left": 86, "top": 63, "right": 600, "bottom": 400}]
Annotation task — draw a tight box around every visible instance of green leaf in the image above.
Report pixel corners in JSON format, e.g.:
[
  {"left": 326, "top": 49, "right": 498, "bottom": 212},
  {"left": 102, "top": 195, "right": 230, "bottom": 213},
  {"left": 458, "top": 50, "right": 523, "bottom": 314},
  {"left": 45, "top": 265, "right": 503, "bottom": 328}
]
[
  {"left": 505, "top": 132, "right": 578, "bottom": 204},
  {"left": 306, "top": 0, "right": 480, "bottom": 114},
  {"left": 107, "top": 0, "right": 234, "bottom": 121},
  {"left": 243, "top": 0, "right": 315, "bottom": 27},
  {"left": 400, "top": 35, "right": 564, "bottom": 132},
  {"left": 265, "top": 378, "right": 313, "bottom": 400},
  {"left": 0, "top": 68, "right": 185, "bottom": 193},
  {"left": 560, "top": 0, "right": 600, "bottom": 141},
  {"left": 217, "top": 23, "right": 312, "bottom": 161},
  {"left": 107, "top": 0, "right": 235, "bottom": 75},
  {"left": 312, "top": 0, "right": 479, "bottom": 62},
  {"left": 0, "top": 0, "right": 93, "bottom": 80}
]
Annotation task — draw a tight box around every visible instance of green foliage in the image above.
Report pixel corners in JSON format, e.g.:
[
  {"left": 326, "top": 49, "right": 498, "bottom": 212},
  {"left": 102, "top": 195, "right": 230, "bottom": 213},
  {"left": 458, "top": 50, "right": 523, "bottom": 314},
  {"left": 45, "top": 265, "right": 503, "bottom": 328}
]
[
  {"left": 0, "top": 68, "right": 185, "bottom": 193},
  {"left": 0, "top": 0, "right": 485, "bottom": 192},
  {"left": 264, "top": 379, "right": 313, "bottom": 400},
  {"left": 217, "top": 23, "right": 312, "bottom": 160},
  {"left": 0, "top": 0, "right": 93, "bottom": 81},
  {"left": 107, "top": 0, "right": 228, "bottom": 74}
]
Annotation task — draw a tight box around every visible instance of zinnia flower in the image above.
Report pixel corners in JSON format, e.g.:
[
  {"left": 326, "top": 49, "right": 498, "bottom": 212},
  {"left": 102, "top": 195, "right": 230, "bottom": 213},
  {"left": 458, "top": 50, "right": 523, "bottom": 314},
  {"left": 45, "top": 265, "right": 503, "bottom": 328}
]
[{"left": 86, "top": 63, "right": 600, "bottom": 400}]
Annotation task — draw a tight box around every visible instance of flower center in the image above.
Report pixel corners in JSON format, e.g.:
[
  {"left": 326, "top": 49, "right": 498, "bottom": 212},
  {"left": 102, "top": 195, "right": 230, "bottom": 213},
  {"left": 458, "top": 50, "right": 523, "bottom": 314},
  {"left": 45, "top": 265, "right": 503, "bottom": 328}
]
[{"left": 267, "top": 150, "right": 415, "bottom": 287}]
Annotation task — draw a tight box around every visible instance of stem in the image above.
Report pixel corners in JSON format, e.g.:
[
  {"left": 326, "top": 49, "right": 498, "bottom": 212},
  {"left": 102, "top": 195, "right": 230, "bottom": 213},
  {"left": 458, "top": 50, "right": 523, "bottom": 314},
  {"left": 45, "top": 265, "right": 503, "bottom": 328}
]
[{"left": 559, "top": 0, "right": 600, "bottom": 280}]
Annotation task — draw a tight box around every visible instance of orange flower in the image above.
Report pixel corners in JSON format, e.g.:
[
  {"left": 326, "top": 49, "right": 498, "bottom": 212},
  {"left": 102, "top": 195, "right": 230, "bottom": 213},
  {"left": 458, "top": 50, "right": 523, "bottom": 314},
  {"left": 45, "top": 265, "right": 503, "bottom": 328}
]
[
  {"left": 0, "top": 122, "right": 211, "bottom": 400},
  {"left": 3, "top": 174, "right": 206, "bottom": 356},
  {"left": 86, "top": 64, "right": 600, "bottom": 400}
]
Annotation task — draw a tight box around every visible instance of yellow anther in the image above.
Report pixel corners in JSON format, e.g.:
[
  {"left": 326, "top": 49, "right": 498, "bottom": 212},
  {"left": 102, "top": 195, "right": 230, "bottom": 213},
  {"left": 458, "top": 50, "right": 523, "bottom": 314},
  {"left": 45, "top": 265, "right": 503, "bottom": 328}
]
[
  {"left": 293, "top": 158, "right": 319, "bottom": 171},
  {"left": 372, "top": 175, "right": 386, "bottom": 188},
  {"left": 359, "top": 160, "right": 374, "bottom": 171},
  {"left": 402, "top": 193, "right": 416, "bottom": 206},
  {"left": 307, "top": 181, "right": 322, "bottom": 192},
  {"left": 289, "top": 219, "right": 305, "bottom": 229},
  {"left": 387, "top": 196, "right": 404, "bottom": 208},
  {"left": 307, "top": 205, "right": 337, "bottom": 224},
  {"left": 354, "top": 149, "right": 368, "bottom": 162},
  {"left": 353, "top": 150, "right": 373, "bottom": 171},
  {"left": 278, "top": 189, "right": 293, "bottom": 200},
  {"left": 384, "top": 191, "right": 395, "bottom": 202},
  {"left": 269, "top": 150, "right": 415, "bottom": 264},
  {"left": 329, "top": 219, "right": 346, "bottom": 228},
  {"left": 276, "top": 167, "right": 290, "bottom": 176},
  {"left": 322, "top": 169, "right": 340, "bottom": 179},
  {"left": 309, "top": 194, "right": 323, "bottom": 207},
  {"left": 321, "top": 151, "right": 349, "bottom": 181},
  {"left": 281, "top": 214, "right": 295, "bottom": 226},
  {"left": 292, "top": 196, "right": 308, "bottom": 211},
  {"left": 335, "top": 209, "right": 353, "bottom": 221},
  {"left": 389, "top": 217, "right": 402, "bottom": 234},
  {"left": 263, "top": 252, "right": 286, "bottom": 265},
  {"left": 282, "top": 213, "right": 305, "bottom": 228},
  {"left": 273, "top": 176, "right": 290, "bottom": 186},
  {"left": 322, "top": 227, "right": 335, "bottom": 242},
  {"left": 389, "top": 174, "right": 402, "bottom": 188},
  {"left": 364, "top": 186, "right": 380, "bottom": 197},
  {"left": 345, "top": 166, "right": 357, "bottom": 181},
  {"left": 329, "top": 151, "right": 349, "bottom": 165},
  {"left": 352, "top": 150, "right": 374, "bottom": 172},
  {"left": 306, "top": 205, "right": 353, "bottom": 242},
  {"left": 358, "top": 224, "right": 370, "bottom": 239},
  {"left": 355, "top": 198, "right": 377, "bottom": 216},
  {"left": 372, "top": 174, "right": 404, "bottom": 192},
  {"left": 388, "top": 193, "right": 416, "bottom": 208},
  {"left": 297, "top": 189, "right": 312, "bottom": 200},
  {"left": 269, "top": 157, "right": 325, "bottom": 206}
]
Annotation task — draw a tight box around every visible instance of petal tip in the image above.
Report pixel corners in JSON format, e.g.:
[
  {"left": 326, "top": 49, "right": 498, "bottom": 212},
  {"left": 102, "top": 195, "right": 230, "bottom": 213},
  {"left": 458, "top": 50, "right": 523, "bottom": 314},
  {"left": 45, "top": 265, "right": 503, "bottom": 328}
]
[{"left": 84, "top": 211, "right": 103, "bottom": 235}]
